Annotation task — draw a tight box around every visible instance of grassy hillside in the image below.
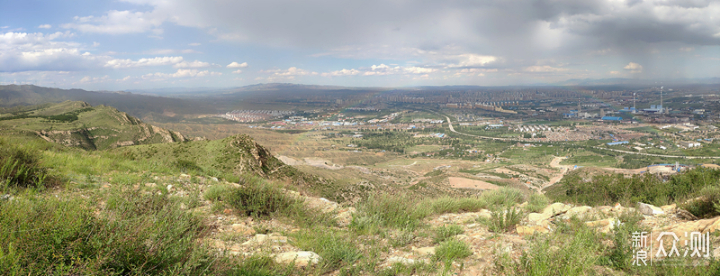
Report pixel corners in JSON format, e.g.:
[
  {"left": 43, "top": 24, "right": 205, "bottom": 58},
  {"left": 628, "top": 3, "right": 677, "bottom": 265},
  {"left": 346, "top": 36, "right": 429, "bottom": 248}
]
[
  {"left": 0, "top": 101, "right": 186, "bottom": 150},
  {"left": 0, "top": 85, "right": 214, "bottom": 119}
]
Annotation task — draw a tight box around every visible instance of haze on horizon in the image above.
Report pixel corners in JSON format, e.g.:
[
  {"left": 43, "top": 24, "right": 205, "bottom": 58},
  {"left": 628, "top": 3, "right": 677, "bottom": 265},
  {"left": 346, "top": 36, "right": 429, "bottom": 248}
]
[{"left": 1, "top": 0, "right": 719, "bottom": 90}]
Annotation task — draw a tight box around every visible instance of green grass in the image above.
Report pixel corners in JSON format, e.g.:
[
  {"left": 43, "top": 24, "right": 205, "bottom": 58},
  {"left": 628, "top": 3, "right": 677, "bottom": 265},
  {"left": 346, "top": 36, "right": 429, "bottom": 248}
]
[
  {"left": 291, "top": 229, "right": 362, "bottom": 272},
  {"left": 205, "top": 176, "right": 335, "bottom": 227},
  {"left": 524, "top": 193, "right": 550, "bottom": 213},
  {"left": 0, "top": 138, "right": 55, "bottom": 192},
  {"left": 433, "top": 225, "right": 464, "bottom": 243},
  {"left": 0, "top": 191, "right": 222, "bottom": 275},
  {"left": 433, "top": 239, "right": 472, "bottom": 266},
  {"left": 547, "top": 167, "right": 720, "bottom": 207},
  {"left": 481, "top": 207, "right": 522, "bottom": 233}
]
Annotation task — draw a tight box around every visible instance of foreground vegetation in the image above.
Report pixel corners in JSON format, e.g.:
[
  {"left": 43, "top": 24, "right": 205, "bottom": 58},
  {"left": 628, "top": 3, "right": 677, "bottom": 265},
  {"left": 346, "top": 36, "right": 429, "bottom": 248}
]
[{"left": 3, "top": 132, "right": 720, "bottom": 275}]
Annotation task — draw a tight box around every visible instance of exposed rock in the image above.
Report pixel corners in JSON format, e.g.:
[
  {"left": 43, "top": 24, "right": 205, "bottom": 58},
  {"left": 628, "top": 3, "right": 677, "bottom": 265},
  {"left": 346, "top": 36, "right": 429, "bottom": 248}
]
[
  {"left": 242, "top": 233, "right": 288, "bottom": 246},
  {"left": 231, "top": 224, "right": 256, "bottom": 236},
  {"left": 274, "top": 251, "right": 322, "bottom": 267},
  {"left": 413, "top": 246, "right": 436, "bottom": 256},
  {"left": 676, "top": 209, "right": 699, "bottom": 221},
  {"left": 585, "top": 218, "right": 620, "bottom": 233},
  {"left": 541, "top": 203, "right": 571, "bottom": 217},
  {"left": 386, "top": 256, "right": 416, "bottom": 265},
  {"left": 637, "top": 202, "right": 664, "bottom": 216},
  {"left": 660, "top": 204, "right": 676, "bottom": 213},
  {"left": 527, "top": 213, "right": 549, "bottom": 224},
  {"left": 335, "top": 207, "right": 356, "bottom": 227},
  {"left": 517, "top": 225, "right": 550, "bottom": 236},
  {"left": 561, "top": 206, "right": 593, "bottom": 220}
]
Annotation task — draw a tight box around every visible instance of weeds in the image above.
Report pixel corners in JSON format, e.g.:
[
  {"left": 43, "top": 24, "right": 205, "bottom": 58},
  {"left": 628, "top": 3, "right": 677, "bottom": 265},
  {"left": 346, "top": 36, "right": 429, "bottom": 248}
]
[
  {"left": 524, "top": 193, "right": 550, "bottom": 213},
  {"left": 433, "top": 225, "right": 464, "bottom": 244},
  {"left": 434, "top": 239, "right": 472, "bottom": 266},
  {"left": 482, "top": 207, "right": 522, "bottom": 233}
]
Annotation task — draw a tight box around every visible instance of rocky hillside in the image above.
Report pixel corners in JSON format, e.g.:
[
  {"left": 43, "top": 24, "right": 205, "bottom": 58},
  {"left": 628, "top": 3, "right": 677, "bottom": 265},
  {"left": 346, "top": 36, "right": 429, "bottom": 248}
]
[{"left": 0, "top": 101, "right": 187, "bottom": 150}]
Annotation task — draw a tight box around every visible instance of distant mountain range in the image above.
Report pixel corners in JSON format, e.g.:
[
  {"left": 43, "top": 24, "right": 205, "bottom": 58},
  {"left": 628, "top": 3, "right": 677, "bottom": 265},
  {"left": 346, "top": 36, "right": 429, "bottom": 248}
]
[{"left": 0, "top": 85, "right": 216, "bottom": 119}]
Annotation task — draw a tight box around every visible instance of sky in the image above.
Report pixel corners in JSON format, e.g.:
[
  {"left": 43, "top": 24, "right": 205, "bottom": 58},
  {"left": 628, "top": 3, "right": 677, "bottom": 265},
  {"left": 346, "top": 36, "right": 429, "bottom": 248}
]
[{"left": 1, "top": 0, "right": 719, "bottom": 90}]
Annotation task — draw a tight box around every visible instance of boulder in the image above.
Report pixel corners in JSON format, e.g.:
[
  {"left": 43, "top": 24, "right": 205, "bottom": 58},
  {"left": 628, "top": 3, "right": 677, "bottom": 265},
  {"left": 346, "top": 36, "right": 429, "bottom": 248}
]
[
  {"left": 562, "top": 206, "right": 593, "bottom": 220},
  {"left": 527, "top": 213, "right": 549, "bottom": 224},
  {"left": 637, "top": 202, "right": 664, "bottom": 216},
  {"left": 517, "top": 225, "right": 549, "bottom": 237},
  {"left": 541, "top": 203, "right": 571, "bottom": 217},
  {"left": 274, "top": 251, "right": 322, "bottom": 267},
  {"left": 585, "top": 218, "right": 620, "bottom": 233}
]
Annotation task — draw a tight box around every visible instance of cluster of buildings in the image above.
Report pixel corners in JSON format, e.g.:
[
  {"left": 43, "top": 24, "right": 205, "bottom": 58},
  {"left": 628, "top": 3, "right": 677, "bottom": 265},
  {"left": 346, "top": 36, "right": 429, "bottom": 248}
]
[{"left": 219, "top": 110, "right": 294, "bottom": 122}]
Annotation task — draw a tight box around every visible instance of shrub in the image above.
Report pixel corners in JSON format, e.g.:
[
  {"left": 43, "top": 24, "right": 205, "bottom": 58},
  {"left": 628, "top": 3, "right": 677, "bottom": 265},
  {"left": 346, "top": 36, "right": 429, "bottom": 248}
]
[
  {"left": 206, "top": 177, "right": 334, "bottom": 227},
  {"left": 0, "top": 193, "right": 219, "bottom": 275},
  {"left": 524, "top": 193, "right": 550, "bottom": 213},
  {"left": 224, "top": 177, "right": 296, "bottom": 217},
  {"left": 428, "top": 196, "right": 485, "bottom": 214},
  {"left": 478, "top": 187, "right": 523, "bottom": 210},
  {"left": 292, "top": 230, "right": 362, "bottom": 272},
  {"left": 680, "top": 185, "right": 720, "bottom": 219},
  {"left": 0, "top": 138, "right": 53, "bottom": 191},
  {"left": 352, "top": 193, "right": 428, "bottom": 231},
  {"left": 389, "top": 229, "right": 415, "bottom": 248},
  {"left": 549, "top": 167, "right": 720, "bottom": 207},
  {"left": 433, "top": 225, "right": 464, "bottom": 244},
  {"left": 482, "top": 207, "right": 522, "bottom": 233},
  {"left": 434, "top": 239, "right": 472, "bottom": 264},
  {"left": 499, "top": 228, "right": 605, "bottom": 276}
]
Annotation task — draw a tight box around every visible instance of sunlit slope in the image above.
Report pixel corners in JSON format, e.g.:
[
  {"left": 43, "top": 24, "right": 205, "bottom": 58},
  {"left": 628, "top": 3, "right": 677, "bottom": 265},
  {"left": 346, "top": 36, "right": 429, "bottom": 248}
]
[{"left": 0, "top": 101, "right": 186, "bottom": 150}]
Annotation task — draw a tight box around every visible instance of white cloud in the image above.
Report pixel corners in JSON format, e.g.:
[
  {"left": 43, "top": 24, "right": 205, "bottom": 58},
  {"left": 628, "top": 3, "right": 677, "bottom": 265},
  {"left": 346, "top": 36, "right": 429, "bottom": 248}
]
[
  {"left": 144, "top": 69, "right": 222, "bottom": 79},
  {"left": 261, "top": 67, "right": 318, "bottom": 81},
  {"left": 174, "top": 60, "right": 211, "bottom": 68},
  {"left": 524, "top": 65, "right": 569, "bottom": 73},
  {"left": 623, "top": 62, "right": 643, "bottom": 73},
  {"left": 61, "top": 10, "right": 164, "bottom": 34},
  {"left": 321, "top": 68, "right": 361, "bottom": 77},
  {"left": 105, "top": 56, "right": 184, "bottom": 68},
  {"left": 188, "top": 42, "right": 201, "bottom": 46},
  {"left": 0, "top": 31, "right": 107, "bottom": 72},
  {"left": 679, "top": 47, "right": 695, "bottom": 52},
  {"left": 227, "top": 61, "right": 248, "bottom": 68},
  {"left": 232, "top": 69, "right": 243, "bottom": 74},
  {"left": 445, "top": 54, "right": 498, "bottom": 68},
  {"left": 38, "top": 24, "right": 52, "bottom": 29}
]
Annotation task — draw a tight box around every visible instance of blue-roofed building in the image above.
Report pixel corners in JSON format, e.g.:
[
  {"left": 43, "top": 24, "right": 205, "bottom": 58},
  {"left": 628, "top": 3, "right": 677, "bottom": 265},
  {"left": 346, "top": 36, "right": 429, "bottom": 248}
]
[
  {"left": 601, "top": 116, "right": 623, "bottom": 121},
  {"left": 607, "top": 141, "right": 629, "bottom": 146}
]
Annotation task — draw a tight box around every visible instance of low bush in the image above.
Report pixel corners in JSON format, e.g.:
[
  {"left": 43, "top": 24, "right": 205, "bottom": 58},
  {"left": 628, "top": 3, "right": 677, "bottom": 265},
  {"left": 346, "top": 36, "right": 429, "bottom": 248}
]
[
  {"left": 292, "top": 230, "right": 362, "bottom": 272},
  {"left": 0, "top": 192, "right": 221, "bottom": 275},
  {"left": 680, "top": 185, "right": 720, "bottom": 219},
  {"left": 352, "top": 193, "right": 428, "bottom": 231},
  {"left": 0, "top": 138, "right": 54, "bottom": 191},
  {"left": 482, "top": 207, "right": 522, "bottom": 233},
  {"left": 549, "top": 167, "right": 720, "bottom": 207},
  {"left": 434, "top": 239, "right": 472, "bottom": 265},
  {"left": 433, "top": 225, "right": 464, "bottom": 244},
  {"left": 524, "top": 193, "right": 550, "bottom": 213},
  {"left": 498, "top": 228, "right": 605, "bottom": 276}
]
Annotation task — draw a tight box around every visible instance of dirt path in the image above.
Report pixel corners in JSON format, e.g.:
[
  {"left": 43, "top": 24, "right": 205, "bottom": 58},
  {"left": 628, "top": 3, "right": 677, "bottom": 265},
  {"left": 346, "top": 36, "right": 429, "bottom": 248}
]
[
  {"left": 447, "top": 177, "right": 500, "bottom": 190},
  {"left": 537, "top": 156, "right": 572, "bottom": 193}
]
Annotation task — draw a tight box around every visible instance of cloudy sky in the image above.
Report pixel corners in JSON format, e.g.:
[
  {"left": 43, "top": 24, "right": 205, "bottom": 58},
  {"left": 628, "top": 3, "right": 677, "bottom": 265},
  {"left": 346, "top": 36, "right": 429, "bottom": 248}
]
[{"left": 1, "top": 0, "right": 719, "bottom": 90}]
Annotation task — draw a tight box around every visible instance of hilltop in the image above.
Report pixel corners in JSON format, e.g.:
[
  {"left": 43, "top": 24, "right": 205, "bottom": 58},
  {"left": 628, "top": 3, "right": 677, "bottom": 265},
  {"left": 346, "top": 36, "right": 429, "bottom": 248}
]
[
  {"left": 0, "top": 85, "right": 214, "bottom": 119},
  {"left": 0, "top": 101, "right": 187, "bottom": 150}
]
